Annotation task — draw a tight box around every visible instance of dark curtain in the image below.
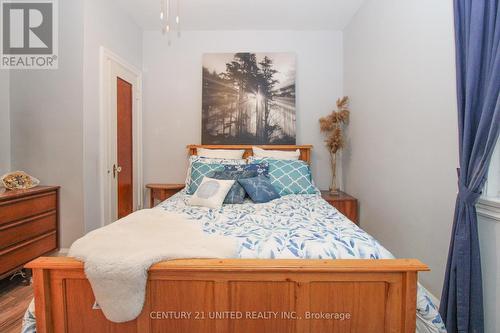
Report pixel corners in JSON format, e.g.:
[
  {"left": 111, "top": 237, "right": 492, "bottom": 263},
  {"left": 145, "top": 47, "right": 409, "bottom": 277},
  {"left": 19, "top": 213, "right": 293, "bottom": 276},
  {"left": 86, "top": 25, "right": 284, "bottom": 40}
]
[{"left": 440, "top": 0, "right": 500, "bottom": 332}]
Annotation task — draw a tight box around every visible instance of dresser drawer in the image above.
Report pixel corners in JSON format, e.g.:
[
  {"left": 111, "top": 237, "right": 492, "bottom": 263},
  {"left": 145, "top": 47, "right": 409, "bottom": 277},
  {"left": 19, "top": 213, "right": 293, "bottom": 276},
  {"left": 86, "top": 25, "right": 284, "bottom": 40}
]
[
  {"left": 0, "top": 233, "right": 57, "bottom": 275},
  {"left": 0, "top": 212, "right": 57, "bottom": 250},
  {"left": 0, "top": 192, "right": 57, "bottom": 226}
]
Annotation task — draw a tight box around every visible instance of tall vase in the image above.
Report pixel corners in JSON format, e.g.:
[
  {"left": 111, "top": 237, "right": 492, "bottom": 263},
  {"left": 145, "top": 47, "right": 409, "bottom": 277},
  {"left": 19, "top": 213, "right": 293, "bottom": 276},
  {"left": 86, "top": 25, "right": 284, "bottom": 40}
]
[{"left": 329, "top": 151, "right": 339, "bottom": 194}]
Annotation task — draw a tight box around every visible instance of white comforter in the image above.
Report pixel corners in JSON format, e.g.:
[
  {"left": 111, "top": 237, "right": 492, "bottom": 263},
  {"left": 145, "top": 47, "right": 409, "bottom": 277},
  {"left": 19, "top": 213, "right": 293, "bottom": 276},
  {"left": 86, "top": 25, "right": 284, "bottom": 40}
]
[{"left": 68, "top": 209, "right": 237, "bottom": 322}]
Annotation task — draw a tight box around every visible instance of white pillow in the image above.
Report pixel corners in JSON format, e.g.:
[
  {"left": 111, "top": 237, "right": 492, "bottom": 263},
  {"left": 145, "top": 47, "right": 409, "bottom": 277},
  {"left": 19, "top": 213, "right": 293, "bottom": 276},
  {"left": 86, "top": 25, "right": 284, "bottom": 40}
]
[
  {"left": 252, "top": 146, "right": 300, "bottom": 160},
  {"left": 189, "top": 177, "right": 235, "bottom": 209},
  {"left": 197, "top": 148, "right": 245, "bottom": 159}
]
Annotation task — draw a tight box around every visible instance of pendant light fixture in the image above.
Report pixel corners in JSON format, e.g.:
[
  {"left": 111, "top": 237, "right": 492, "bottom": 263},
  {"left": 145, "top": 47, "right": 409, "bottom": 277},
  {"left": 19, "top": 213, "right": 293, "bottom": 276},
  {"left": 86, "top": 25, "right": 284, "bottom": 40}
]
[{"left": 160, "top": 0, "right": 181, "bottom": 43}]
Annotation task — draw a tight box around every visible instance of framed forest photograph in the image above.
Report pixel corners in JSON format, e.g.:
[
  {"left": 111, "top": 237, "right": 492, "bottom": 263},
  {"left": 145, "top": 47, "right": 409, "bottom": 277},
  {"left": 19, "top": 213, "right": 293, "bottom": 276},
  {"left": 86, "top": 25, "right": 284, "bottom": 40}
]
[{"left": 202, "top": 52, "right": 296, "bottom": 145}]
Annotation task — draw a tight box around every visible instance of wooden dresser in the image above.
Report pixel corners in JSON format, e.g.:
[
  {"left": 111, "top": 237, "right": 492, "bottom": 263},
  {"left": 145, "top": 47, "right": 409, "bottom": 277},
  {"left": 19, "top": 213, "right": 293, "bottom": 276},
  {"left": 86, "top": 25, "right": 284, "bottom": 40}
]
[{"left": 0, "top": 186, "right": 59, "bottom": 279}]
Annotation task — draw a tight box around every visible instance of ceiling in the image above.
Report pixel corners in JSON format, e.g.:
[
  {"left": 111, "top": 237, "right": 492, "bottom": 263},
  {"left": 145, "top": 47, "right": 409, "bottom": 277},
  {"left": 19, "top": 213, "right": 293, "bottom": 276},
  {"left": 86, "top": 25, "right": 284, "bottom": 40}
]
[{"left": 115, "top": 0, "right": 365, "bottom": 31}]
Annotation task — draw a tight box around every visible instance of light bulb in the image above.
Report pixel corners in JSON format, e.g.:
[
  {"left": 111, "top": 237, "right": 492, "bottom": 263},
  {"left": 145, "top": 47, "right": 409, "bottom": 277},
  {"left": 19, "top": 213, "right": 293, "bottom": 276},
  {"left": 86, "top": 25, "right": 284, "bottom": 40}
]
[
  {"left": 176, "top": 15, "right": 180, "bottom": 24},
  {"left": 160, "top": 11, "right": 164, "bottom": 20}
]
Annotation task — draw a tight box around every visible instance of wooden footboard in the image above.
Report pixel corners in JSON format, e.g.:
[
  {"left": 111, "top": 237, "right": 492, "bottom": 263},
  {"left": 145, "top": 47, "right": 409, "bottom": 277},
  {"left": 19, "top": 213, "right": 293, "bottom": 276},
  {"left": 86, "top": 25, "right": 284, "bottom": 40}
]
[{"left": 26, "top": 257, "right": 428, "bottom": 333}]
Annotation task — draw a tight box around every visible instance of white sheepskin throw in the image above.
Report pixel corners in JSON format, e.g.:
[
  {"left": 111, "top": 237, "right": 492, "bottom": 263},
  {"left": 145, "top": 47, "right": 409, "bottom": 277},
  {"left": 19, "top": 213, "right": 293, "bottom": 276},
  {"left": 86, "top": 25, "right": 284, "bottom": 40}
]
[{"left": 68, "top": 209, "right": 237, "bottom": 323}]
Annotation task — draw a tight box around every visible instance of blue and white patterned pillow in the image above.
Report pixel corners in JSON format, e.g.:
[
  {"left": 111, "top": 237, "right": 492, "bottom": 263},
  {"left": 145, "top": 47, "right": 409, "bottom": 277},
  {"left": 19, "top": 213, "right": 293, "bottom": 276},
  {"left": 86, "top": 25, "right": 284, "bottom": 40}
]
[
  {"left": 238, "top": 176, "right": 280, "bottom": 203},
  {"left": 187, "top": 161, "right": 225, "bottom": 194},
  {"left": 249, "top": 158, "right": 317, "bottom": 196},
  {"left": 224, "top": 162, "right": 269, "bottom": 176},
  {"left": 185, "top": 156, "right": 246, "bottom": 192},
  {"left": 211, "top": 163, "right": 269, "bottom": 204},
  {"left": 212, "top": 170, "right": 253, "bottom": 204}
]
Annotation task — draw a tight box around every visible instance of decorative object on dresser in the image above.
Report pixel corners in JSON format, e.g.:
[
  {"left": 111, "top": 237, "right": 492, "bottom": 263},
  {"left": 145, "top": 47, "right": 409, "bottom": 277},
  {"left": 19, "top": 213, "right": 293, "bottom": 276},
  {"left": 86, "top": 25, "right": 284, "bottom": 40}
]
[
  {"left": 1, "top": 171, "right": 40, "bottom": 190},
  {"left": 146, "top": 183, "right": 184, "bottom": 207},
  {"left": 0, "top": 186, "right": 59, "bottom": 279},
  {"left": 321, "top": 190, "right": 358, "bottom": 224},
  {"left": 319, "top": 96, "right": 350, "bottom": 193}
]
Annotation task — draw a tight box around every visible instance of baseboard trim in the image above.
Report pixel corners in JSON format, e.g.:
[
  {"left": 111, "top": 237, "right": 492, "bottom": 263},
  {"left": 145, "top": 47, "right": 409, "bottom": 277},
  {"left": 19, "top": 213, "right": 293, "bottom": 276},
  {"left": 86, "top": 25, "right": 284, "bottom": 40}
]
[
  {"left": 56, "top": 248, "right": 69, "bottom": 256},
  {"left": 426, "top": 289, "right": 441, "bottom": 308}
]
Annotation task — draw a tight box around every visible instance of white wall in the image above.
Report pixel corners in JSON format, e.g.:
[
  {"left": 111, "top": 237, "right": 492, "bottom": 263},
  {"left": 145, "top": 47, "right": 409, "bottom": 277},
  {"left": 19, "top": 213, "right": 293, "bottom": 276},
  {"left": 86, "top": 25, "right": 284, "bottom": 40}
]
[
  {"left": 82, "top": 0, "right": 143, "bottom": 232},
  {"left": 0, "top": 70, "right": 9, "bottom": 175},
  {"left": 7, "top": 0, "right": 143, "bottom": 241},
  {"left": 142, "top": 30, "right": 343, "bottom": 192},
  {"left": 10, "top": 0, "right": 85, "bottom": 247},
  {"left": 343, "top": 0, "right": 458, "bottom": 296}
]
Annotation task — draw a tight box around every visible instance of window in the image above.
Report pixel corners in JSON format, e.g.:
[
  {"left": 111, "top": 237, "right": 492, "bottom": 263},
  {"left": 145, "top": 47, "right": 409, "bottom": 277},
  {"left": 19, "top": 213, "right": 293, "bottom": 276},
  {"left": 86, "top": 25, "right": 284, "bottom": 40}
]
[
  {"left": 484, "top": 136, "right": 500, "bottom": 200},
  {"left": 477, "top": 136, "right": 500, "bottom": 222}
]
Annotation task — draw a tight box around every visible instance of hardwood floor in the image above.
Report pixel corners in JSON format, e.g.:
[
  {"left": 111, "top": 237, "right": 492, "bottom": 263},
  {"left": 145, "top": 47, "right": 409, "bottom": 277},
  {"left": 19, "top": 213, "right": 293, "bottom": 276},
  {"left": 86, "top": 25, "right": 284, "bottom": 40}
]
[{"left": 0, "top": 271, "right": 33, "bottom": 333}]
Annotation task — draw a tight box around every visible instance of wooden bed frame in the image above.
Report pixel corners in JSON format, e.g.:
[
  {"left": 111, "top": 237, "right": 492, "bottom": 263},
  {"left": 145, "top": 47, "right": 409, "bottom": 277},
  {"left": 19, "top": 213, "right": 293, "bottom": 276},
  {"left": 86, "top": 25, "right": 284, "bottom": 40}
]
[
  {"left": 187, "top": 144, "right": 313, "bottom": 163},
  {"left": 26, "top": 145, "right": 429, "bottom": 333}
]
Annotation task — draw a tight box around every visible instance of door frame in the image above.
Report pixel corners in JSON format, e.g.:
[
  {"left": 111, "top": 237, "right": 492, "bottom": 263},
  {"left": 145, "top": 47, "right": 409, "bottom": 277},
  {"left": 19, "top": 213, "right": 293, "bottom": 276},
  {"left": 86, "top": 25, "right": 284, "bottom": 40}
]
[{"left": 99, "top": 46, "right": 143, "bottom": 226}]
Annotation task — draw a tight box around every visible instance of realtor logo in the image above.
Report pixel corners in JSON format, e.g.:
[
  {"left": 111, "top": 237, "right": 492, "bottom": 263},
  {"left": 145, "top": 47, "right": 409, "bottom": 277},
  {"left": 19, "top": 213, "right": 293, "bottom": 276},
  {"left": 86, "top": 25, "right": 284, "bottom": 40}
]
[{"left": 1, "top": 0, "right": 58, "bottom": 69}]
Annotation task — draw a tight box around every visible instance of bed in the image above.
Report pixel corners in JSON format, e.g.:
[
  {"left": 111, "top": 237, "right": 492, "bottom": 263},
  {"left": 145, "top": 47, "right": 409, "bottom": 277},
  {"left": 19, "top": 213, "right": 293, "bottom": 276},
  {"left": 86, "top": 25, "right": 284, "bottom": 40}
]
[{"left": 24, "top": 145, "right": 445, "bottom": 333}]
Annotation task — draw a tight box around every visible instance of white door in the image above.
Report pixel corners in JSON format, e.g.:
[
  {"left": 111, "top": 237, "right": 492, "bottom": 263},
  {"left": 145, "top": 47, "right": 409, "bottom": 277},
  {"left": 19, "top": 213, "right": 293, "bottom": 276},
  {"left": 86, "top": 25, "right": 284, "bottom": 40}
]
[{"left": 101, "top": 49, "right": 143, "bottom": 225}]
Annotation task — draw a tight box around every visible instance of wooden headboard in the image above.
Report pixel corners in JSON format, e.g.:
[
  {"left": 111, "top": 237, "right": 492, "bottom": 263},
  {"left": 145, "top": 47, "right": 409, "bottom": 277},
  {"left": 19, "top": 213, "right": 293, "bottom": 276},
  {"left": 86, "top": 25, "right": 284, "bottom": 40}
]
[{"left": 187, "top": 145, "right": 313, "bottom": 163}]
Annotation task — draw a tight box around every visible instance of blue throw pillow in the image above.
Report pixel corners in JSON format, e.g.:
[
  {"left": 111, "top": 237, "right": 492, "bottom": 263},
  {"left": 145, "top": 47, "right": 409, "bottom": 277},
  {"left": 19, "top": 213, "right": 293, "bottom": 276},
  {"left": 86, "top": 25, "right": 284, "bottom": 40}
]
[
  {"left": 187, "top": 161, "right": 225, "bottom": 194},
  {"left": 212, "top": 169, "right": 257, "bottom": 204},
  {"left": 185, "top": 155, "right": 246, "bottom": 188},
  {"left": 213, "top": 163, "right": 269, "bottom": 204},
  {"left": 223, "top": 162, "right": 269, "bottom": 176},
  {"left": 238, "top": 176, "right": 281, "bottom": 203},
  {"left": 249, "top": 158, "right": 316, "bottom": 196}
]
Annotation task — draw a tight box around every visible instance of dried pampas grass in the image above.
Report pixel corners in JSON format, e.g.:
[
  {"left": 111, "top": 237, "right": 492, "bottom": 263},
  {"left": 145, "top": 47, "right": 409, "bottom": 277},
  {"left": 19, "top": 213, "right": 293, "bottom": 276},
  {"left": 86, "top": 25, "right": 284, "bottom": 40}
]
[
  {"left": 319, "top": 96, "right": 350, "bottom": 192},
  {"left": 319, "top": 96, "right": 350, "bottom": 154}
]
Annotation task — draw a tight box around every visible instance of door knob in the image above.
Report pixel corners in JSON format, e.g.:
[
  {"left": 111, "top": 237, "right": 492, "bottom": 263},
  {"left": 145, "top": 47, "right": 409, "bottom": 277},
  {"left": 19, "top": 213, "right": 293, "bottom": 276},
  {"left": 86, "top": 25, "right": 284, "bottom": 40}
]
[{"left": 113, "top": 165, "right": 123, "bottom": 178}]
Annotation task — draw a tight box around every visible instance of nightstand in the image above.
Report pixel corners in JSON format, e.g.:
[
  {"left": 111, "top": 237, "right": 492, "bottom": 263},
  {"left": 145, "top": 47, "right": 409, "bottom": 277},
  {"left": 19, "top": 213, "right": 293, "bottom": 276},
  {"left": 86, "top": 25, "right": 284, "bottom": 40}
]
[
  {"left": 321, "top": 190, "right": 359, "bottom": 224},
  {"left": 146, "top": 184, "right": 185, "bottom": 207}
]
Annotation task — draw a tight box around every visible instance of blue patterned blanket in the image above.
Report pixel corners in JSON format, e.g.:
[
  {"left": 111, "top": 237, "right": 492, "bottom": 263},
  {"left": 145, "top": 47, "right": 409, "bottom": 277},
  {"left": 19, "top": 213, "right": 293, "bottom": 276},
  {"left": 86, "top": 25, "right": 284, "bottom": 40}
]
[
  {"left": 160, "top": 191, "right": 447, "bottom": 333},
  {"left": 22, "top": 190, "right": 446, "bottom": 333}
]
